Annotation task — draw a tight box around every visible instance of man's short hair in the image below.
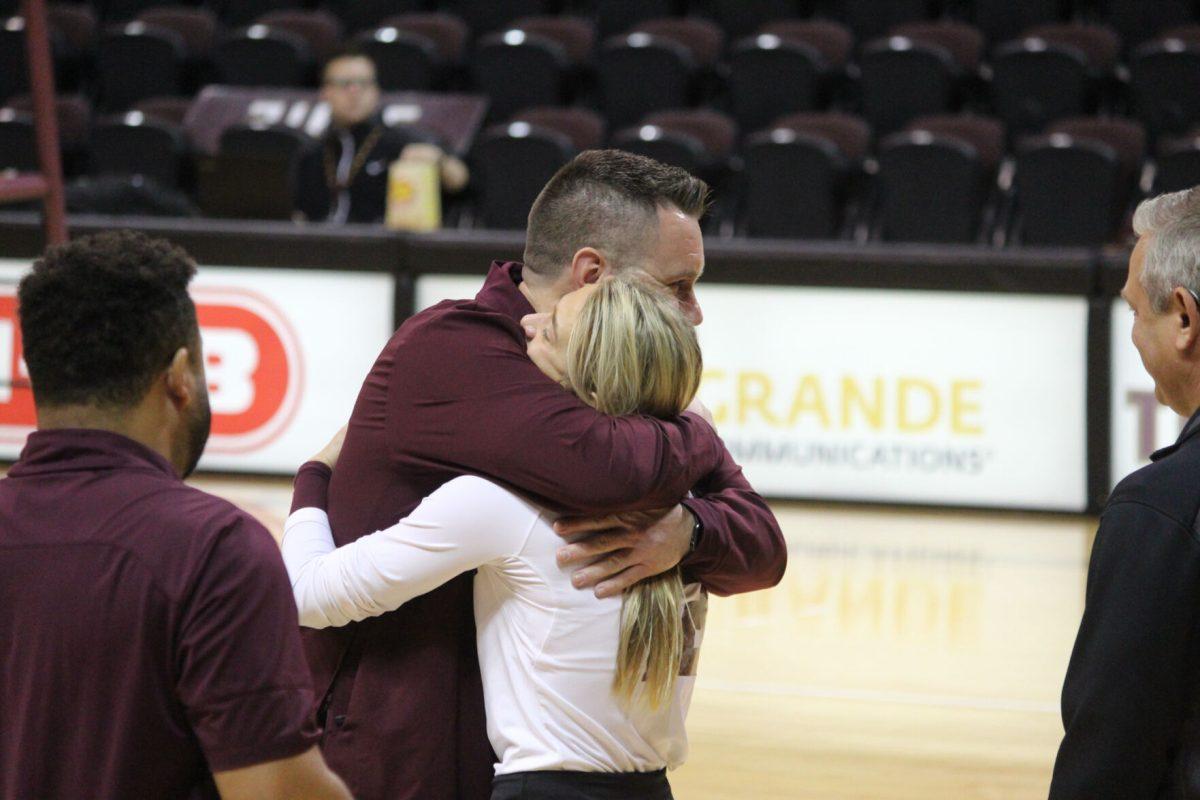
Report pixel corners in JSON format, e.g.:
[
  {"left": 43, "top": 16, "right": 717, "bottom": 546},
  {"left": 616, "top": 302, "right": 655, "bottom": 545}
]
[
  {"left": 1133, "top": 187, "right": 1200, "bottom": 312},
  {"left": 321, "top": 44, "right": 376, "bottom": 83},
  {"left": 18, "top": 230, "right": 199, "bottom": 408},
  {"left": 523, "top": 149, "right": 710, "bottom": 277}
]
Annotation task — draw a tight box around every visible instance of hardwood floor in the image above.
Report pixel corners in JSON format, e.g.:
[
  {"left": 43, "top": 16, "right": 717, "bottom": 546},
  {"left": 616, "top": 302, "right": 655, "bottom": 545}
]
[{"left": 192, "top": 475, "right": 1093, "bottom": 800}]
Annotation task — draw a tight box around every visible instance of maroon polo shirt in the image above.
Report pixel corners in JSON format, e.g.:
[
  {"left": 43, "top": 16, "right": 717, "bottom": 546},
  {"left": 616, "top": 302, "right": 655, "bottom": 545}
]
[
  {"left": 0, "top": 429, "right": 320, "bottom": 800},
  {"left": 308, "top": 261, "right": 787, "bottom": 800}
]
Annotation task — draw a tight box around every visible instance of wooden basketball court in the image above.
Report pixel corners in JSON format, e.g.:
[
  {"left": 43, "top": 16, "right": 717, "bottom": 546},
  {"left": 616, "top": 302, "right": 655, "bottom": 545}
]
[{"left": 194, "top": 474, "right": 1091, "bottom": 800}]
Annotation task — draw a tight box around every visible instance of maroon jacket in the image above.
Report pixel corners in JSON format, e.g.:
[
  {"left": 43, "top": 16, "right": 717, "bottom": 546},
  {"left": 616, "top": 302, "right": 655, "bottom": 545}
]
[{"left": 306, "top": 262, "right": 786, "bottom": 799}]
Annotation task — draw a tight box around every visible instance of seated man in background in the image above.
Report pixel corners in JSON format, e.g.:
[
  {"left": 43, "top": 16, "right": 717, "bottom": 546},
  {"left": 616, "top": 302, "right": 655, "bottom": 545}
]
[
  {"left": 0, "top": 231, "right": 350, "bottom": 800},
  {"left": 1051, "top": 186, "right": 1200, "bottom": 797},
  {"left": 295, "top": 45, "right": 469, "bottom": 224}
]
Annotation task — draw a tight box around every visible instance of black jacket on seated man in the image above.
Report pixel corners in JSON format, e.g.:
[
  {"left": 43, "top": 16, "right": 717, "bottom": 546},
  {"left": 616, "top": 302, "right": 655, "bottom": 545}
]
[
  {"left": 1050, "top": 408, "right": 1200, "bottom": 799},
  {"left": 294, "top": 113, "right": 417, "bottom": 224}
]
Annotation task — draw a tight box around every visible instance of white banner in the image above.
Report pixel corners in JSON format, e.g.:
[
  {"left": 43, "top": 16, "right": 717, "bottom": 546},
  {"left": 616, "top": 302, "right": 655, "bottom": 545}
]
[
  {"left": 416, "top": 275, "right": 1090, "bottom": 510},
  {"left": 0, "top": 259, "right": 394, "bottom": 473},
  {"left": 1110, "top": 300, "right": 1187, "bottom": 487}
]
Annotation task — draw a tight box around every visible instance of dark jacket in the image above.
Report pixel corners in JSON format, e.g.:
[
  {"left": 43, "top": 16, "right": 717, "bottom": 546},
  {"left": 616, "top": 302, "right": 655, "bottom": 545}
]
[
  {"left": 1051, "top": 408, "right": 1200, "bottom": 799},
  {"left": 294, "top": 113, "right": 412, "bottom": 223}
]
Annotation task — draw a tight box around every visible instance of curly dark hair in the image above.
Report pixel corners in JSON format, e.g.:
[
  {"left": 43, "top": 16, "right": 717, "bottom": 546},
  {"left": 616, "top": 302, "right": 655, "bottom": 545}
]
[{"left": 18, "top": 230, "right": 199, "bottom": 408}]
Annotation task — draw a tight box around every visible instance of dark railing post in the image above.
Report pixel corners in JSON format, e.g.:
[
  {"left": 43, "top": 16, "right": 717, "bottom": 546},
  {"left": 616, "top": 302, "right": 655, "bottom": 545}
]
[{"left": 22, "top": 0, "right": 66, "bottom": 246}]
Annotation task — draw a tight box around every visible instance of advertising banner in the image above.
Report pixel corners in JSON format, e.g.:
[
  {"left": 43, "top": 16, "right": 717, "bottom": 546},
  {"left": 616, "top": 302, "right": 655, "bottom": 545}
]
[
  {"left": 415, "top": 276, "right": 1090, "bottom": 510},
  {"left": 1110, "top": 300, "right": 1188, "bottom": 488},
  {"left": 0, "top": 260, "right": 394, "bottom": 473}
]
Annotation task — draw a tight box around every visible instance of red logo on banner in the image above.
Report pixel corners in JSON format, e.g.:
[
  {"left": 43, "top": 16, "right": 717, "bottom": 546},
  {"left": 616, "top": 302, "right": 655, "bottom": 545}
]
[{"left": 0, "top": 286, "right": 304, "bottom": 454}]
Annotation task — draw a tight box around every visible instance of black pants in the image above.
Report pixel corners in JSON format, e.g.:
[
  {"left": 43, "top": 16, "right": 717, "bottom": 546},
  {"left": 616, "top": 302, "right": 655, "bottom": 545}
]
[{"left": 491, "top": 769, "right": 673, "bottom": 800}]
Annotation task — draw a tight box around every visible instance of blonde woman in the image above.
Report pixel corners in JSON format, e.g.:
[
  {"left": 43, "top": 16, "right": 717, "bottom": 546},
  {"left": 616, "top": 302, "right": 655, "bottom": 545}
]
[{"left": 283, "top": 277, "right": 708, "bottom": 800}]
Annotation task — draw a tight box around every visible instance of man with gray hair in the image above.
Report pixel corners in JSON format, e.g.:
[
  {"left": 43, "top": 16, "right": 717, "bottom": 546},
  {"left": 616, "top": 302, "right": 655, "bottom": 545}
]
[{"left": 1050, "top": 186, "right": 1200, "bottom": 798}]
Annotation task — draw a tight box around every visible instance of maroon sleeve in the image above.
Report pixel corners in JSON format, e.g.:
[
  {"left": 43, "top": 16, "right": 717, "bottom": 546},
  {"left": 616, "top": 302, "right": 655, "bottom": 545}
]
[
  {"left": 390, "top": 311, "right": 725, "bottom": 515},
  {"left": 291, "top": 461, "right": 332, "bottom": 514},
  {"left": 679, "top": 446, "right": 787, "bottom": 597},
  {"left": 175, "top": 515, "right": 320, "bottom": 771}
]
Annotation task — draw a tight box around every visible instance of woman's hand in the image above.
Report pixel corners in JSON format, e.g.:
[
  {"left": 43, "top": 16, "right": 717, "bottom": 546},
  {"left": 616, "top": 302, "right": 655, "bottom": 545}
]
[{"left": 311, "top": 425, "right": 348, "bottom": 470}]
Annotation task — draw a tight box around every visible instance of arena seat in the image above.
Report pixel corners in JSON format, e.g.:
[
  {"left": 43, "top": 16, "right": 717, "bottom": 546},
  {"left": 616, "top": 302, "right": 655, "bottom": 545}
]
[
  {"left": 0, "top": 93, "right": 90, "bottom": 174},
  {"left": 990, "top": 39, "right": 1092, "bottom": 136},
  {"left": 324, "top": 0, "right": 424, "bottom": 36},
  {"left": 1152, "top": 134, "right": 1200, "bottom": 195},
  {"left": 0, "top": 14, "right": 69, "bottom": 102},
  {"left": 213, "top": 25, "right": 311, "bottom": 87},
  {"left": 970, "top": 0, "right": 1068, "bottom": 44},
  {"left": 136, "top": 6, "right": 215, "bottom": 60},
  {"left": 1011, "top": 134, "right": 1123, "bottom": 246},
  {"left": 594, "top": 0, "right": 677, "bottom": 41},
  {"left": 218, "top": 123, "right": 307, "bottom": 161},
  {"left": 1047, "top": 116, "right": 1145, "bottom": 209},
  {"left": 813, "top": 0, "right": 933, "bottom": 42},
  {"left": 1130, "top": 37, "right": 1200, "bottom": 138},
  {"left": 90, "top": 111, "right": 184, "bottom": 188},
  {"left": 195, "top": 123, "right": 307, "bottom": 220},
  {"left": 1099, "top": 0, "right": 1193, "bottom": 56},
  {"left": 876, "top": 130, "right": 990, "bottom": 243},
  {"left": 472, "top": 121, "right": 577, "bottom": 230},
  {"left": 0, "top": 108, "right": 39, "bottom": 172},
  {"left": 740, "top": 112, "right": 870, "bottom": 239},
  {"left": 438, "top": 0, "right": 552, "bottom": 37},
  {"left": 728, "top": 23, "right": 848, "bottom": 133},
  {"left": 211, "top": 0, "right": 300, "bottom": 28},
  {"left": 759, "top": 18, "right": 853, "bottom": 66},
  {"left": 701, "top": 0, "right": 800, "bottom": 41},
  {"left": 632, "top": 17, "right": 724, "bottom": 68},
  {"left": 97, "top": 21, "right": 185, "bottom": 111},
  {"left": 598, "top": 32, "right": 696, "bottom": 130},
  {"left": 255, "top": 9, "right": 342, "bottom": 66},
  {"left": 381, "top": 12, "right": 469, "bottom": 65},
  {"left": 858, "top": 35, "right": 964, "bottom": 134},
  {"left": 511, "top": 15, "right": 595, "bottom": 65},
  {"left": 472, "top": 29, "right": 572, "bottom": 122},
  {"left": 357, "top": 26, "right": 442, "bottom": 91},
  {"left": 610, "top": 124, "right": 708, "bottom": 177},
  {"left": 97, "top": 0, "right": 181, "bottom": 23},
  {"left": 891, "top": 20, "right": 985, "bottom": 73},
  {"left": 509, "top": 106, "right": 605, "bottom": 151},
  {"left": 47, "top": 2, "right": 96, "bottom": 88}
]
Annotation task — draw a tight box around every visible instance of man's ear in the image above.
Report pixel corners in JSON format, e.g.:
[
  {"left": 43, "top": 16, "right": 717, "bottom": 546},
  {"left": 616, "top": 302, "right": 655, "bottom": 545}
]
[
  {"left": 1174, "top": 287, "right": 1200, "bottom": 352},
  {"left": 569, "top": 247, "right": 606, "bottom": 288},
  {"left": 164, "top": 348, "right": 194, "bottom": 411}
]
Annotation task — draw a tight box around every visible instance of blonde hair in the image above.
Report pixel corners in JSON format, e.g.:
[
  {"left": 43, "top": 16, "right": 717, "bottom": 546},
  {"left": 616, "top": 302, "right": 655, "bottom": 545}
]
[{"left": 563, "top": 277, "right": 702, "bottom": 708}]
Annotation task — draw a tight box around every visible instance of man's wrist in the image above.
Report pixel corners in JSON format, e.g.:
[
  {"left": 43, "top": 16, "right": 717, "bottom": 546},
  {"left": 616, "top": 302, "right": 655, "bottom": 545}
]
[{"left": 685, "top": 506, "right": 702, "bottom": 553}]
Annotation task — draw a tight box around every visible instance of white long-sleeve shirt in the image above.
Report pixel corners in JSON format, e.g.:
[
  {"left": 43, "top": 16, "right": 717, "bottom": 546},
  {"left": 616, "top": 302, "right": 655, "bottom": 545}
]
[{"left": 281, "top": 474, "right": 706, "bottom": 775}]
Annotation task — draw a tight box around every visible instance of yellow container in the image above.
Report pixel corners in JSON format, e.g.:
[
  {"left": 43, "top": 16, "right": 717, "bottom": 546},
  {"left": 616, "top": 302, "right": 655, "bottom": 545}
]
[{"left": 386, "top": 158, "right": 441, "bottom": 231}]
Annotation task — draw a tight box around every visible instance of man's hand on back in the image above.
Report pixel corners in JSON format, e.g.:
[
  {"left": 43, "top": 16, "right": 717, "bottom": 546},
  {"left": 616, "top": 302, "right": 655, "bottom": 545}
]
[{"left": 555, "top": 505, "right": 694, "bottom": 598}]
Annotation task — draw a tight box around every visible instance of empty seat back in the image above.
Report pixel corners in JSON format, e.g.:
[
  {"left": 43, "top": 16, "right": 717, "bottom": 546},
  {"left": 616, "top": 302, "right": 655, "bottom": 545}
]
[
  {"left": 473, "top": 30, "right": 570, "bottom": 122},
  {"left": 877, "top": 131, "right": 986, "bottom": 243},
  {"left": 598, "top": 33, "right": 696, "bottom": 129},
  {"left": 859, "top": 37, "right": 960, "bottom": 134},
  {"left": 742, "top": 124, "right": 861, "bottom": 239},
  {"left": 472, "top": 122, "right": 576, "bottom": 229},
  {"left": 91, "top": 111, "right": 183, "bottom": 187},
  {"left": 213, "top": 25, "right": 311, "bottom": 87},
  {"left": 729, "top": 35, "right": 829, "bottom": 132},
  {"left": 97, "top": 21, "right": 184, "bottom": 111},
  {"left": 1130, "top": 39, "right": 1200, "bottom": 137},
  {"left": 1014, "top": 135, "right": 1122, "bottom": 246},
  {"left": 1153, "top": 136, "right": 1200, "bottom": 195}
]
